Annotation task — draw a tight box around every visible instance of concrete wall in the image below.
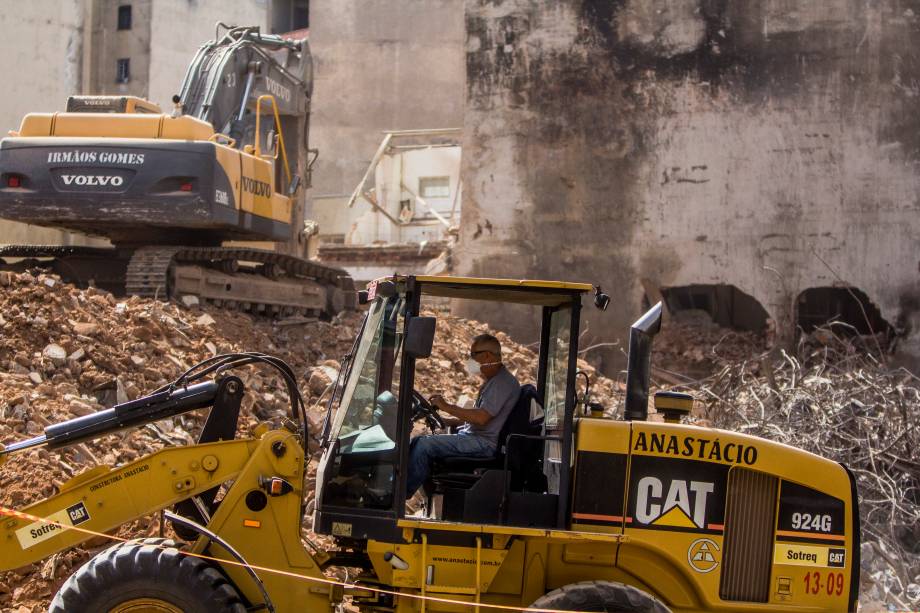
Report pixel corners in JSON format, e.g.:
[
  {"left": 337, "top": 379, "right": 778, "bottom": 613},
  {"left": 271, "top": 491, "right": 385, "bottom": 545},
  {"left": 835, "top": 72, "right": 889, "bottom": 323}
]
[
  {"left": 308, "top": 0, "right": 465, "bottom": 240},
  {"left": 0, "top": 0, "right": 94, "bottom": 244},
  {"left": 148, "top": 0, "right": 269, "bottom": 111},
  {"left": 88, "top": 0, "right": 152, "bottom": 98},
  {"left": 459, "top": 0, "right": 920, "bottom": 371}
]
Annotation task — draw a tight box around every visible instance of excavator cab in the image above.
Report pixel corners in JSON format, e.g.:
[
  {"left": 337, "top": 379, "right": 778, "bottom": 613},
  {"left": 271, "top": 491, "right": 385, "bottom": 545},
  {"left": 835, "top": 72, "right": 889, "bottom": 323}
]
[{"left": 314, "top": 275, "right": 597, "bottom": 538}]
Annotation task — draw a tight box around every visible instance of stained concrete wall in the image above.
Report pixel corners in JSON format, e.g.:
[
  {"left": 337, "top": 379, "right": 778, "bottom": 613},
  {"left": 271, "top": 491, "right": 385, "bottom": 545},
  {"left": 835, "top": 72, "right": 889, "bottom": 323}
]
[
  {"left": 308, "top": 0, "right": 465, "bottom": 240},
  {"left": 458, "top": 0, "right": 920, "bottom": 371}
]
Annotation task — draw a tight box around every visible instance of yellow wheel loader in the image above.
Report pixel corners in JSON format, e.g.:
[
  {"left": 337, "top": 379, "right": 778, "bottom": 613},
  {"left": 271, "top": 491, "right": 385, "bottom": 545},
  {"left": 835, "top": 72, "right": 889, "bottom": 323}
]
[{"left": 0, "top": 276, "right": 860, "bottom": 612}]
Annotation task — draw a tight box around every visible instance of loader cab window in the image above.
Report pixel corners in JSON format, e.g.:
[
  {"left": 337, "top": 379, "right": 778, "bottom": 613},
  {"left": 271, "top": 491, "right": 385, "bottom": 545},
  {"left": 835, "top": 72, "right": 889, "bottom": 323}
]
[
  {"left": 322, "top": 295, "right": 405, "bottom": 509},
  {"left": 544, "top": 306, "right": 571, "bottom": 430},
  {"left": 542, "top": 305, "right": 572, "bottom": 496}
]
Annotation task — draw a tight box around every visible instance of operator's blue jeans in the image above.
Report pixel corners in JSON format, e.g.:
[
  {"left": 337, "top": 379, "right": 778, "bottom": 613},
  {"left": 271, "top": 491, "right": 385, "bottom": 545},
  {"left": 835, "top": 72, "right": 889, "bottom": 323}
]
[{"left": 406, "top": 433, "right": 495, "bottom": 497}]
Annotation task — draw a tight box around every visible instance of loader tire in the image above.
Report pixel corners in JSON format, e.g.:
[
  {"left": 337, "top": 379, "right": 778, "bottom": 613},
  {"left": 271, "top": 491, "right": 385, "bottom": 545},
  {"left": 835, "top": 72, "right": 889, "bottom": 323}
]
[
  {"left": 530, "top": 580, "right": 670, "bottom": 613},
  {"left": 49, "top": 538, "right": 247, "bottom": 613}
]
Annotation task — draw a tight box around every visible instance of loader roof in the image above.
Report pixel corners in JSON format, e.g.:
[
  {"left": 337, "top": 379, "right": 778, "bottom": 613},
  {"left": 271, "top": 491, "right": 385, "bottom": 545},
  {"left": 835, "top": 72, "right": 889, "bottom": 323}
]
[{"left": 369, "top": 275, "right": 594, "bottom": 306}]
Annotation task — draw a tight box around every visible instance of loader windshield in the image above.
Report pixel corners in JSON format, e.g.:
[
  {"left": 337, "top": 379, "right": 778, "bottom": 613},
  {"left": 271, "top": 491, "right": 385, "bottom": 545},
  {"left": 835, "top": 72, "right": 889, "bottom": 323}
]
[
  {"left": 332, "top": 295, "right": 405, "bottom": 438},
  {"left": 322, "top": 294, "right": 406, "bottom": 509}
]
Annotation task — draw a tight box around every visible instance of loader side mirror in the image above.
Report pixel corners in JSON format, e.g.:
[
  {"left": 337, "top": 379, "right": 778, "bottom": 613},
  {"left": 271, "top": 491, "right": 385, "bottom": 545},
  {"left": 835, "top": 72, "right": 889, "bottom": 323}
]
[
  {"left": 593, "top": 286, "right": 610, "bottom": 311},
  {"left": 405, "top": 316, "right": 436, "bottom": 359}
]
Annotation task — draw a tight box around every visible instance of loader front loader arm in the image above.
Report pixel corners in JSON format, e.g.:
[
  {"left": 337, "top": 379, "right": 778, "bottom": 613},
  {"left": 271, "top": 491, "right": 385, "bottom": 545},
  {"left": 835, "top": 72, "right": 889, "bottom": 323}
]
[{"left": 0, "top": 438, "right": 254, "bottom": 571}]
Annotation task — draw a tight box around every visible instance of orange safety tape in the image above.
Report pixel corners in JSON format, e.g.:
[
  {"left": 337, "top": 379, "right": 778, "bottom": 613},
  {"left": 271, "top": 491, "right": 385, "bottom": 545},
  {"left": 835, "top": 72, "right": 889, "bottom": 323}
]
[{"left": 0, "top": 505, "right": 583, "bottom": 613}]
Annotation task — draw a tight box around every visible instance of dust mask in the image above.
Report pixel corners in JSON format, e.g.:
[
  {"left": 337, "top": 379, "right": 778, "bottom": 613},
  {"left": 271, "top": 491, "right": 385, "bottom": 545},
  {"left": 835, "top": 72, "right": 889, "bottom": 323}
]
[{"left": 466, "top": 359, "right": 500, "bottom": 376}]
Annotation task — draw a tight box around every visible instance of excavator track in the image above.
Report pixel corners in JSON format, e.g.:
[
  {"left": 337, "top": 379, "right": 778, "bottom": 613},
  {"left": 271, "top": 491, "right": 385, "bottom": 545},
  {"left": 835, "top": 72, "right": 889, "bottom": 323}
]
[
  {"left": 124, "top": 247, "right": 180, "bottom": 299},
  {"left": 126, "top": 246, "right": 355, "bottom": 316},
  {"left": 1, "top": 244, "right": 355, "bottom": 317},
  {"left": 0, "top": 245, "right": 116, "bottom": 259}
]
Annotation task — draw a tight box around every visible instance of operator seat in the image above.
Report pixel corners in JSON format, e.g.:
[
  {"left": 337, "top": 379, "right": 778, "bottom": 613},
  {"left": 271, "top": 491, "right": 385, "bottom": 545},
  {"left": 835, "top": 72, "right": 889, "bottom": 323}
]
[{"left": 426, "top": 385, "right": 548, "bottom": 523}]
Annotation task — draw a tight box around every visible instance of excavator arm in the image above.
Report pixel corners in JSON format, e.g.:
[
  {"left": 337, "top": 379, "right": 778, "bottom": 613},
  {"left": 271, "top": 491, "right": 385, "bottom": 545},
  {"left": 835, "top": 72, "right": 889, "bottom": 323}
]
[{"left": 177, "top": 24, "right": 312, "bottom": 154}]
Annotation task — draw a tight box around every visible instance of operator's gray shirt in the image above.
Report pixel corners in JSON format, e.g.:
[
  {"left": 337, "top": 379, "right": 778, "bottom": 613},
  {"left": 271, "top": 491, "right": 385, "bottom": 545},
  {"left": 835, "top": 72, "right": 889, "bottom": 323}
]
[{"left": 458, "top": 366, "right": 521, "bottom": 447}]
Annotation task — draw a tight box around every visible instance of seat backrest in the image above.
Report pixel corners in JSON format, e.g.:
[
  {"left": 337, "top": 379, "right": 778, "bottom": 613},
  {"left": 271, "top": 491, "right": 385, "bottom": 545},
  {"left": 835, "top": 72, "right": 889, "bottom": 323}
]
[{"left": 497, "top": 384, "right": 541, "bottom": 454}]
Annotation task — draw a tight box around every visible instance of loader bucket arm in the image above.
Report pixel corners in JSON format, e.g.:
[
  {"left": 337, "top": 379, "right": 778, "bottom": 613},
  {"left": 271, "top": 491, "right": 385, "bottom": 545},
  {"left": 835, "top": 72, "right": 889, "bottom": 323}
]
[{"left": 0, "top": 438, "right": 255, "bottom": 571}]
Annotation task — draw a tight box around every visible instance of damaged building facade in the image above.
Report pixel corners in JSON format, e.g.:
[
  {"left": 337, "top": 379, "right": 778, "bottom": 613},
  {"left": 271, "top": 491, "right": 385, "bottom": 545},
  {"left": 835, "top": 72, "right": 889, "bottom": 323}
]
[{"left": 457, "top": 0, "right": 920, "bottom": 370}]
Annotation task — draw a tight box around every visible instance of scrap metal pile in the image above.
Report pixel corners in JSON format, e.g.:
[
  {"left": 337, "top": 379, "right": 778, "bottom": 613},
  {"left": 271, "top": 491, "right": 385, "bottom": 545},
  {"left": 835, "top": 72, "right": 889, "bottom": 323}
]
[{"left": 692, "top": 329, "right": 920, "bottom": 612}]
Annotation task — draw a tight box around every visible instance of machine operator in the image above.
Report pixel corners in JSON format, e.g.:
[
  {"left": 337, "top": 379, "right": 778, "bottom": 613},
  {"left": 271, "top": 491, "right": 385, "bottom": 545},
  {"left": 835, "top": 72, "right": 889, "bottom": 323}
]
[{"left": 406, "top": 333, "right": 521, "bottom": 497}]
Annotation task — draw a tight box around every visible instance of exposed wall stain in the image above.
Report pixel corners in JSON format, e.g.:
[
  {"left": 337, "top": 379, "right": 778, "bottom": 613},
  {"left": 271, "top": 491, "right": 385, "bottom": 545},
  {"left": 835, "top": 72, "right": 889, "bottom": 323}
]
[{"left": 458, "top": 0, "right": 920, "bottom": 371}]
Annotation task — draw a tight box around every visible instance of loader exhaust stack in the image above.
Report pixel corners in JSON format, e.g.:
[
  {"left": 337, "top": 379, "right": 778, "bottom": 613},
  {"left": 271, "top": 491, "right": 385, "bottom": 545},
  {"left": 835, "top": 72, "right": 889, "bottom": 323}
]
[{"left": 624, "top": 302, "right": 663, "bottom": 421}]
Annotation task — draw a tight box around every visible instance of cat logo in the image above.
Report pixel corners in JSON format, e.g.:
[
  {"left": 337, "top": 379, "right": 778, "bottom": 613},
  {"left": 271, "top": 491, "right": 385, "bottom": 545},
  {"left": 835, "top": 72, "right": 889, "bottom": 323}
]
[
  {"left": 688, "top": 538, "right": 720, "bottom": 573},
  {"left": 635, "top": 476, "right": 714, "bottom": 529}
]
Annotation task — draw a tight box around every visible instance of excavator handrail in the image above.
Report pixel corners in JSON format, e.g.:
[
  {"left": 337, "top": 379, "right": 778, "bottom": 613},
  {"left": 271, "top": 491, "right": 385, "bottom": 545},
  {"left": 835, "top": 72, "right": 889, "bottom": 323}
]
[
  {"left": 209, "top": 132, "right": 237, "bottom": 148},
  {"left": 255, "top": 94, "right": 292, "bottom": 187}
]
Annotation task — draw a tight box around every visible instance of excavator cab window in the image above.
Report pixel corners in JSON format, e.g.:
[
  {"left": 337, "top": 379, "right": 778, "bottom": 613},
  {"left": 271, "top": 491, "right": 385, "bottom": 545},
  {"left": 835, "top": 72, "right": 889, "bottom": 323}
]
[{"left": 320, "top": 294, "right": 406, "bottom": 510}]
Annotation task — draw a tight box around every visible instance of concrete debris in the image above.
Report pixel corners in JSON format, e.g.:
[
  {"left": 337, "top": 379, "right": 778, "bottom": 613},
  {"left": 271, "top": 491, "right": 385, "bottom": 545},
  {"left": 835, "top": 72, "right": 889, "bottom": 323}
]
[
  {"left": 652, "top": 314, "right": 767, "bottom": 381},
  {"left": 41, "top": 344, "right": 66, "bottom": 362},
  {"left": 180, "top": 295, "right": 200, "bottom": 308},
  {"left": 67, "top": 399, "right": 96, "bottom": 417},
  {"left": 70, "top": 321, "right": 99, "bottom": 336}
]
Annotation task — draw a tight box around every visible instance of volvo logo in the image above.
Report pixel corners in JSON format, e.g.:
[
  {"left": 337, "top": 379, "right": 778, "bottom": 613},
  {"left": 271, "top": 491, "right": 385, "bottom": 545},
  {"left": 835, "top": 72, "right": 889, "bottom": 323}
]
[
  {"left": 60, "top": 174, "right": 124, "bottom": 187},
  {"left": 264, "top": 76, "right": 292, "bottom": 103}
]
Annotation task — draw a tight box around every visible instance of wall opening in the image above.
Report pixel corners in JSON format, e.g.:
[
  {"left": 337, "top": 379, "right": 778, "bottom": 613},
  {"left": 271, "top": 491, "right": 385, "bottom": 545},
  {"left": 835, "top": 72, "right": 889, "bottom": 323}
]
[
  {"left": 796, "top": 287, "right": 893, "bottom": 336},
  {"left": 658, "top": 284, "right": 769, "bottom": 332}
]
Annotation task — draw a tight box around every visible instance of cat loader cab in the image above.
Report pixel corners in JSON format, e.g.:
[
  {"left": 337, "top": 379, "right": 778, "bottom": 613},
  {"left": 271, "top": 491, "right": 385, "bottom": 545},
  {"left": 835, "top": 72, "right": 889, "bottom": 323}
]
[{"left": 314, "top": 276, "right": 597, "bottom": 537}]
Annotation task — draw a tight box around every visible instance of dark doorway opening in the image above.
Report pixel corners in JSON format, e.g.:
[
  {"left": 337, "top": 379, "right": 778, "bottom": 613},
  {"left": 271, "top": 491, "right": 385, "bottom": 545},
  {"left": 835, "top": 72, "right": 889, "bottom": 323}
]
[
  {"left": 796, "top": 287, "right": 892, "bottom": 336},
  {"left": 659, "top": 284, "right": 769, "bottom": 332}
]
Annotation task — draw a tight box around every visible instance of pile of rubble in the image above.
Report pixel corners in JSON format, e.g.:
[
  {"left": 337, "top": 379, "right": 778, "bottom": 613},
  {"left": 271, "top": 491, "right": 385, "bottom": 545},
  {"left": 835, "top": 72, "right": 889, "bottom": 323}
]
[
  {"left": 0, "top": 271, "right": 622, "bottom": 610},
  {"left": 652, "top": 310, "right": 768, "bottom": 381},
  {"left": 697, "top": 328, "right": 920, "bottom": 612}
]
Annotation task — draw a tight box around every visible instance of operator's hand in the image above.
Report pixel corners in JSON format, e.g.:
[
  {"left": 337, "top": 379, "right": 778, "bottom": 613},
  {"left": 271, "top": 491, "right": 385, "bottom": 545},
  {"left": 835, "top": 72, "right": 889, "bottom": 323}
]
[{"left": 429, "top": 394, "right": 449, "bottom": 412}]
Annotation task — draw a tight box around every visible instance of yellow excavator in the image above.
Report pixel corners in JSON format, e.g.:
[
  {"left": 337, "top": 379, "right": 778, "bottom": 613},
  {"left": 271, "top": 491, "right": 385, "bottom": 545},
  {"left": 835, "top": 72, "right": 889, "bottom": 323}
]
[
  {"left": 0, "top": 24, "right": 353, "bottom": 317},
  {"left": 0, "top": 276, "right": 859, "bottom": 612}
]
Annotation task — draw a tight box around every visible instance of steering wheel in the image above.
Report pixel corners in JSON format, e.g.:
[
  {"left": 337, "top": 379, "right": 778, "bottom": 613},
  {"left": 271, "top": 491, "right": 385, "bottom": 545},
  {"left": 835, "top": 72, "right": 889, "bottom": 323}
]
[{"left": 411, "top": 389, "right": 445, "bottom": 432}]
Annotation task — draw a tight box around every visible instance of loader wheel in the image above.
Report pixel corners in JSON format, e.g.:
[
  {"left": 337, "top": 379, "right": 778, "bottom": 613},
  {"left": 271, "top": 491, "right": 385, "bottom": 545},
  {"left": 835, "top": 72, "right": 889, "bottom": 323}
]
[
  {"left": 49, "top": 538, "right": 247, "bottom": 613},
  {"left": 530, "top": 580, "right": 670, "bottom": 613}
]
